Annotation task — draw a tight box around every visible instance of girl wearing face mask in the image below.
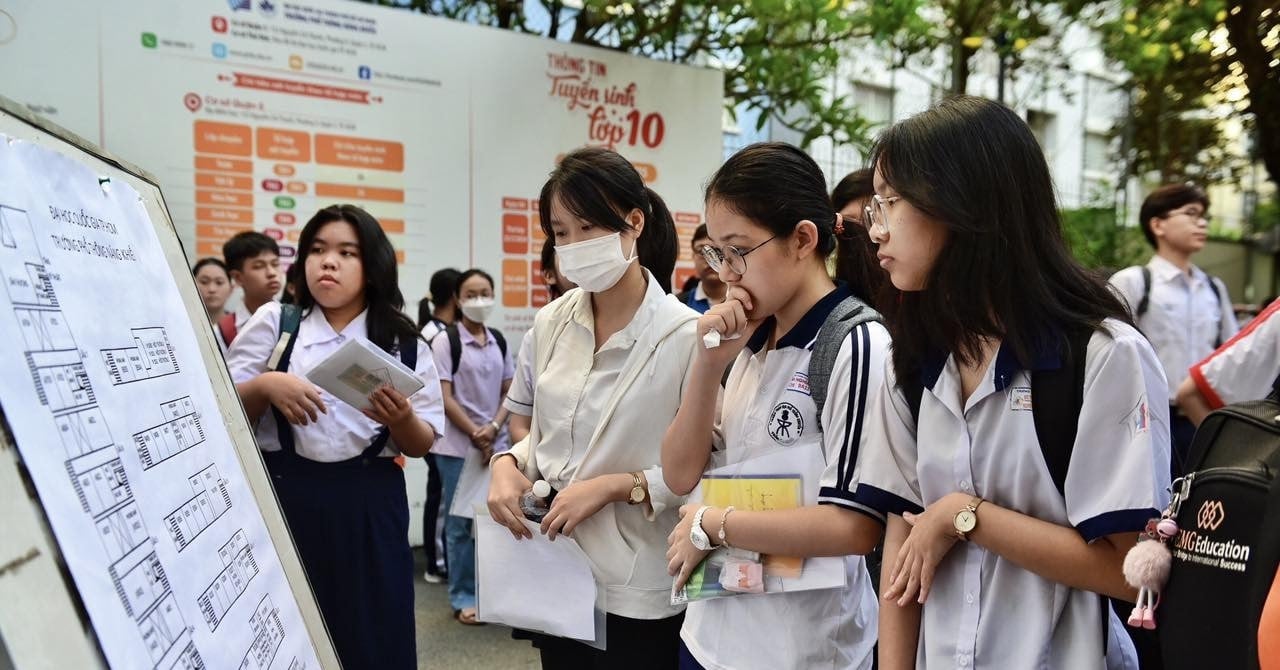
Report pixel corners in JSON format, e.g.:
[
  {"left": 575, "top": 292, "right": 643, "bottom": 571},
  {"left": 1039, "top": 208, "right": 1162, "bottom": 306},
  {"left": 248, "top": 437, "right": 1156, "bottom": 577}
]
[
  {"left": 487, "top": 147, "right": 698, "bottom": 669},
  {"left": 430, "top": 267, "right": 514, "bottom": 626},
  {"left": 227, "top": 205, "right": 444, "bottom": 668}
]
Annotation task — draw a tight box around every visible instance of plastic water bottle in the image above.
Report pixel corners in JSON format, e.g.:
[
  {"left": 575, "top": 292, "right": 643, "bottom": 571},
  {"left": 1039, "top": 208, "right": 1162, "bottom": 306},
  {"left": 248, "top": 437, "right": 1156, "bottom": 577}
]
[{"left": 520, "top": 480, "right": 552, "bottom": 521}]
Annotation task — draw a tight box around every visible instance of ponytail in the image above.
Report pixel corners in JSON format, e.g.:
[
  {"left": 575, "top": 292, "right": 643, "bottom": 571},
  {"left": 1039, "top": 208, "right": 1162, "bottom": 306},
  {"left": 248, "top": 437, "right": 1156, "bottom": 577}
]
[
  {"left": 538, "top": 147, "right": 679, "bottom": 293},
  {"left": 641, "top": 187, "right": 677, "bottom": 293},
  {"left": 830, "top": 169, "right": 887, "bottom": 307}
]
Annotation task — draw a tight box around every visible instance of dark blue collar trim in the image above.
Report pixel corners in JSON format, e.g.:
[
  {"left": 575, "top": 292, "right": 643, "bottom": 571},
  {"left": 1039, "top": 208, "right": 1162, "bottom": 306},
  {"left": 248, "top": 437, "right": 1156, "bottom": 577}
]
[
  {"left": 746, "top": 283, "right": 851, "bottom": 353},
  {"left": 920, "top": 327, "right": 1064, "bottom": 392}
]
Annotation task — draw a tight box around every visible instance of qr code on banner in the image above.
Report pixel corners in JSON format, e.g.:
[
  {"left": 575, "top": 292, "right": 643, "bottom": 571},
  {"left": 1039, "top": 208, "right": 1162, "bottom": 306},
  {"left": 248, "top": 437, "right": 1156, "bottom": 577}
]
[{"left": 336, "top": 364, "right": 392, "bottom": 394}]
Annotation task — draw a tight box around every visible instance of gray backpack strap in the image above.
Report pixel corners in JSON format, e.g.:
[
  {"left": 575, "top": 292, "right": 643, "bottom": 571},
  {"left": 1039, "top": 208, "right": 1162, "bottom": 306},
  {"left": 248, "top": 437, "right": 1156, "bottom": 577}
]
[{"left": 810, "top": 296, "right": 883, "bottom": 430}]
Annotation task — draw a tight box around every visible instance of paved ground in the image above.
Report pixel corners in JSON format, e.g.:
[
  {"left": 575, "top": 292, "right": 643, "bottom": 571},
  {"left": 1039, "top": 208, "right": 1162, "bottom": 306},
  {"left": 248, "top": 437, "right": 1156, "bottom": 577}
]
[{"left": 413, "top": 554, "right": 540, "bottom": 669}]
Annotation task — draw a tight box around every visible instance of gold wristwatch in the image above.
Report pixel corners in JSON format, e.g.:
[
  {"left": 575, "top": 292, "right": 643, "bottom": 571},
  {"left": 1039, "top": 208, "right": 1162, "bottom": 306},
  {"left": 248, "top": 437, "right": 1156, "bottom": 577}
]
[
  {"left": 953, "top": 496, "right": 984, "bottom": 541},
  {"left": 627, "top": 472, "right": 647, "bottom": 505}
]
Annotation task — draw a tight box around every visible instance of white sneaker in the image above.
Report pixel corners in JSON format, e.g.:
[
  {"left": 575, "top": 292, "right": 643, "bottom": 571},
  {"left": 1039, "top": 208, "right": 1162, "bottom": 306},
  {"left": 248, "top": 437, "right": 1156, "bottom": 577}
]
[{"left": 423, "top": 571, "right": 444, "bottom": 584}]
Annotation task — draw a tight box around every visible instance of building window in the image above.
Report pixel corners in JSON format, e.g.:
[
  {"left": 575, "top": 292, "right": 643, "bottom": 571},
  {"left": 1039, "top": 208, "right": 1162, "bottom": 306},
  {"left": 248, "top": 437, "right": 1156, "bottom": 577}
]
[
  {"left": 1083, "top": 131, "right": 1112, "bottom": 173},
  {"left": 852, "top": 83, "right": 894, "bottom": 126},
  {"left": 1027, "top": 110, "right": 1055, "bottom": 156}
]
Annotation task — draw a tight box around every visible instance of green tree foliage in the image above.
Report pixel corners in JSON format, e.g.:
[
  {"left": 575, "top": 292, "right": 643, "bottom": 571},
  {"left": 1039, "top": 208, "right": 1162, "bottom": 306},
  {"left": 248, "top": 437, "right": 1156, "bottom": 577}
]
[
  {"left": 1091, "top": 0, "right": 1279, "bottom": 189},
  {"left": 362, "top": 0, "right": 927, "bottom": 150},
  {"left": 1061, "top": 206, "right": 1149, "bottom": 270}
]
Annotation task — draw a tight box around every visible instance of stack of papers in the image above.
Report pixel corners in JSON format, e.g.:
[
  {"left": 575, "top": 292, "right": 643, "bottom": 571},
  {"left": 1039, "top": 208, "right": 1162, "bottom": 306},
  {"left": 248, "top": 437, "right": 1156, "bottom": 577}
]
[{"left": 304, "top": 337, "right": 424, "bottom": 410}]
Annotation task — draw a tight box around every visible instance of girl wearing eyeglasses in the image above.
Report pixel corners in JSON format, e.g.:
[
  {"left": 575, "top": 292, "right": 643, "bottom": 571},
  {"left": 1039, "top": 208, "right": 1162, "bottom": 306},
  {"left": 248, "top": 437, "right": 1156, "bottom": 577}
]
[
  {"left": 661, "top": 142, "right": 888, "bottom": 670},
  {"left": 851, "top": 96, "right": 1168, "bottom": 670}
]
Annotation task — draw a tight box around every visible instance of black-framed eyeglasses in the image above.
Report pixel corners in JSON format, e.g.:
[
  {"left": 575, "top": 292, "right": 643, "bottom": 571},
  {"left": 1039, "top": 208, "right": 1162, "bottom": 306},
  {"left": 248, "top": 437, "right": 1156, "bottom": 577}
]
[
  {"left": 862, "top": 194, "right": 901, "bottom": 236},
  {"left": 699, "top": 235, "right": 779, "bottom": 275}
]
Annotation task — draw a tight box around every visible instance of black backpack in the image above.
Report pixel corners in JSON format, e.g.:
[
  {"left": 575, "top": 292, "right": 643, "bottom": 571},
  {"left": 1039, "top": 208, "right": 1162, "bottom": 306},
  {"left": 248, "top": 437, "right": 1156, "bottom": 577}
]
[
  {"left": 900, "top": 324, "right": 1094, "bottom": 497},
  {"left": 899, "top": 326, "right": 1115, "bottom": 639},
  {"left": 1158, "top": 375, "right": 1280, "bottom": 670},
  {"left": 443, "top": 323, "right": 506, "bottom": 375}
]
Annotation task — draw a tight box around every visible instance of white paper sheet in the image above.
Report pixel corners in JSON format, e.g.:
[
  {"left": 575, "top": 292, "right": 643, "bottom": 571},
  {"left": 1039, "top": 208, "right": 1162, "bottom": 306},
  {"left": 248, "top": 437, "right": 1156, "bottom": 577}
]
[
  {"left": 0, "top": 135, "right": 320, "bottom": 669},
  {"left": 448, "top": 446, "right": 492, "bottom": 520},
  {"left": 475, "top": 515, "right": 598, "bottom": 640},
  {"left": 304, "top": 336, "right": 424, "bottom": 411}
]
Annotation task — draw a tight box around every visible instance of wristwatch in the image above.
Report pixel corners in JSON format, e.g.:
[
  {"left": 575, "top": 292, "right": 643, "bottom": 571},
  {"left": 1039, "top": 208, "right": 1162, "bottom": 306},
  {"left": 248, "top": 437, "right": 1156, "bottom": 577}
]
[
  {"left": 953, "top": 496, "right": 984, "bottom": 541},
  {"left": 627, "top": 472, "right": 647, "bottom": 505},
  {"left": 690, "top": 505, "right": 714, "bottom": 551}
]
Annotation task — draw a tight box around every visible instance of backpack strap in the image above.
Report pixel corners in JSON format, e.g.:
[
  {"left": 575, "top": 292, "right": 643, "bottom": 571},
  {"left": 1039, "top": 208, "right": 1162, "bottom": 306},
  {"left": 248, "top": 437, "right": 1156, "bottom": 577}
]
[
  {"left": 425, "top": 318, "right": 447, "bottom": 345},
  {"left": 446, "top": 324, "right": 462, "bottom": 376},
  {"left": 1137, "top": 266, "right": 1152, "bottom": 318},
  {"left": 809, "top": 297, "right": 883, "bottom": 430},
  {"left": 1029, "top": 325, "right": 1093, "bottom": 497},
  {"left": 269, "top": 304, "right": 305, "bottom": 455},
  {"left": 359, "top": 332, "right": 419, "bottom": 460},
  {"left": 490, "top": 328, "right": 507, "bottom": 360},
  {"left": 1207, "top": 274, "right": 1226, "bottom": 348},
  {"left": 218, "top": 312, "right": 238, "bottom": 347}
]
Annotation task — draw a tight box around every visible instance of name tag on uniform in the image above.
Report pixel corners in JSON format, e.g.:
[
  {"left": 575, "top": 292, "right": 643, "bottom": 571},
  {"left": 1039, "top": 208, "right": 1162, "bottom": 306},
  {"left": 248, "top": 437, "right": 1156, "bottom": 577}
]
[
  {"left": 785, "top": 372, "right": 810, "bottom": 396},
  {"left": 1010, "top": 386, "right": 1033, "bottom": 411}
]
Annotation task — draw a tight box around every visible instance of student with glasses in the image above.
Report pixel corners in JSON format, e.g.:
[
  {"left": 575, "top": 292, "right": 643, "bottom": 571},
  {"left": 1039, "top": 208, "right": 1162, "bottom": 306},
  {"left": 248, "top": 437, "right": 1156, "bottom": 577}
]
[
  {"left": 851, "top": 96, "right": 1168, "bottom": 670},
  {"left": 662, "top": 142, "right": 887, "bottom": 670},
  {"left": 1110, "top": 185, "right": 1238, "bottom": 480}
]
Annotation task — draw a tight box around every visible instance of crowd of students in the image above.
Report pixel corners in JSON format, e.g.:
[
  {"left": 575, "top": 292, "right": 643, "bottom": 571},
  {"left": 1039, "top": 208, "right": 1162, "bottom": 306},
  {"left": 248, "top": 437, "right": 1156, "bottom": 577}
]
[{"left": 188, "top": 94, "right": 1277, "bottom": 670}]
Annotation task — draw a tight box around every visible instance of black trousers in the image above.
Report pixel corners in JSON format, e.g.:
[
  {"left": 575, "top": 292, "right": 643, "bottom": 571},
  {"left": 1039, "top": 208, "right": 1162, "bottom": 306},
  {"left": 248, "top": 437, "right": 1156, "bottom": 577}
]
[
  {"left": 518, "top": 612, "right": 684, "bottom": 670},
  {"left": 422, "top": 453, "right": 446, "bottom": 573}
]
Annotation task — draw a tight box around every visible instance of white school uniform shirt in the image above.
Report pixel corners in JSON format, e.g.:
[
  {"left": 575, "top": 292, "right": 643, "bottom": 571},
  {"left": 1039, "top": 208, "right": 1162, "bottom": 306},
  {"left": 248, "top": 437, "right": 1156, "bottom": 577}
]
[
  {"left": 227, "top": 302, "right": 446, "bottom": 462},
  {"left": 681, "top": 286, "right": 881, "bottom": 670},
  {"left": 1190, "top": 299, "right": 1280, "bottom": 408},
  {"left": 1110, "top": 255, "right": 1238, "bottom": 400},
  {"left": 500, "top": 271, "right": 699, "bottom": 619},
  {"left": 852, "top": 319, "right": 1170, "bottom": 670},
  {"left": 503, "top": 328, "right": 536, "bottom": 418},
  {"left": 420, "top": 318, "right": 447, "bottom": 344}
]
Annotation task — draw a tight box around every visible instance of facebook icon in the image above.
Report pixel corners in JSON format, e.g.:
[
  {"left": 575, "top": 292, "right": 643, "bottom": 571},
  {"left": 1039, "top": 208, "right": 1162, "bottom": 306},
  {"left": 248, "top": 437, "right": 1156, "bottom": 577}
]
[{"left": 357, "top": 65, "right": 372, "bottom": 80}]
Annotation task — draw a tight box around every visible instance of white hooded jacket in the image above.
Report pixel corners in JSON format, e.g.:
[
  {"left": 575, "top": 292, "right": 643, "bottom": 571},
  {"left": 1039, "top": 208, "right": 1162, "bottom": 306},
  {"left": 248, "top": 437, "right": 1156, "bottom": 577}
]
[{"left": 500, "top": 271, "right": 699, "bottom": 619}]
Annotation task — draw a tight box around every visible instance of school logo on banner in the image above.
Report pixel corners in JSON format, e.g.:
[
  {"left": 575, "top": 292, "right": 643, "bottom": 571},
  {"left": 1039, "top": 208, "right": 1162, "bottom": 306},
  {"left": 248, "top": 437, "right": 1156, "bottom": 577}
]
[{"left": 768, "top": 402, "right": 803, "bottom": 446}]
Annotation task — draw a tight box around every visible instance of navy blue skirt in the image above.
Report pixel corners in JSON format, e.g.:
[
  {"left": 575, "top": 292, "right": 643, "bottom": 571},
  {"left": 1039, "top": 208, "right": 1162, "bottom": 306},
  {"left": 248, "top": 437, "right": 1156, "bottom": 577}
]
[{"left": 265, "top": 450, "right": 416, "bottom": 669}]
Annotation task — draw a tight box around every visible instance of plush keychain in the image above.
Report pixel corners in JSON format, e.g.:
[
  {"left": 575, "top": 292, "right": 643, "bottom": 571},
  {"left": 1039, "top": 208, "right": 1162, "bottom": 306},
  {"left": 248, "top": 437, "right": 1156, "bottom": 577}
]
[{"left": 1123, "top": 516, "right": 1178, "bottom": 629}]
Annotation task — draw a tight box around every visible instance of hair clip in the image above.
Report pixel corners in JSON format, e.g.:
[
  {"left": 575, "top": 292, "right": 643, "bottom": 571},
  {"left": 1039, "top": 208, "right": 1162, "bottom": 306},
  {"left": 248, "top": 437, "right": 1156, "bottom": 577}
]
[{"left": 833, "top": 213, "right": 845, "bottom": 236}]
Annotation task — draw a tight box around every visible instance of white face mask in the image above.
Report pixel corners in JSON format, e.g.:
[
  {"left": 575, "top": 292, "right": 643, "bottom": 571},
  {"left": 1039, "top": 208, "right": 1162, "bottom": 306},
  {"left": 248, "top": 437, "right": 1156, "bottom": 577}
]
[
  {"left": 555, "top": 232, "right": 637, "bottom": 293},
  {"left": 459, "top": 297, "right": 495, "bottom": 323}
]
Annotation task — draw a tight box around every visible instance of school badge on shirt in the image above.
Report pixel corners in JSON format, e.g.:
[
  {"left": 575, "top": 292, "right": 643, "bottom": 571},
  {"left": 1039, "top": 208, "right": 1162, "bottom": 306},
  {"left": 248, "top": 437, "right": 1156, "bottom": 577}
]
[
  {"left": 768, "top": 402, "right": 803, "bottom": 446},
  {"left": 1010, "top": 387, "right": 1033, "bottom": 411},
  {"left": 1131, "top": 399, "right": 1150, "bottom": 434}
]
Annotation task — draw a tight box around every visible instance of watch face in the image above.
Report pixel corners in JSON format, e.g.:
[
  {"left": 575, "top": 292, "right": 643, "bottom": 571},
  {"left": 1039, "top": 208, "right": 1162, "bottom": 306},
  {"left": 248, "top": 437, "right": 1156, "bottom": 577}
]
[
  {"left": 954, "top": 510, "right": 977, "bottom": 534},
  {"left": 630, "top": 486, "right": 646, "bottom": 503},
  {"left": 691, "top": 527, "right": 711, "bottom": 551}
]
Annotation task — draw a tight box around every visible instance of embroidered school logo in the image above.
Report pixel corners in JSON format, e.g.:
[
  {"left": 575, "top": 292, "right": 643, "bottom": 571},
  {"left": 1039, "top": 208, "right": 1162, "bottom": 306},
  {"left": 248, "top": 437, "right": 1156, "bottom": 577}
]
[
  {"left": 1197, "top": 500, "right": 1226, "bottom": 531},
  {"left": 1125, "top": 398, "right": 1150, "bottom": 435},
  {"left": 785, "top": 372, "right": 811, "bottom": 396},
  {"left": 768, "top": 402, "right": 804, "bottom": 446},
  {"left": 1009, "top": 387, "right": 1032, "bottom": 411}
]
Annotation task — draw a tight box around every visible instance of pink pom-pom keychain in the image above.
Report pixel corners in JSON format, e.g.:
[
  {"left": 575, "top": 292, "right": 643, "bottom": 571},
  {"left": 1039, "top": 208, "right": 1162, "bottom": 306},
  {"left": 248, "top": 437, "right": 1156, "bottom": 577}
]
[{"left": 1122, "top": 516, "right": 1178, "bottom": 630}]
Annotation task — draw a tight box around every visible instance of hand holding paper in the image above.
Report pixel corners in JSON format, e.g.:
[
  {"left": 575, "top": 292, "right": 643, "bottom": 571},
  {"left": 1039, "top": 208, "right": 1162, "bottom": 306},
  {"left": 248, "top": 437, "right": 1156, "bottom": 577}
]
[
  {"left": 361, "top": 385, "right": 414, "bottom": 427},
  {"left": 304, "top": 337, "right": 424, "bottom": 411}
]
